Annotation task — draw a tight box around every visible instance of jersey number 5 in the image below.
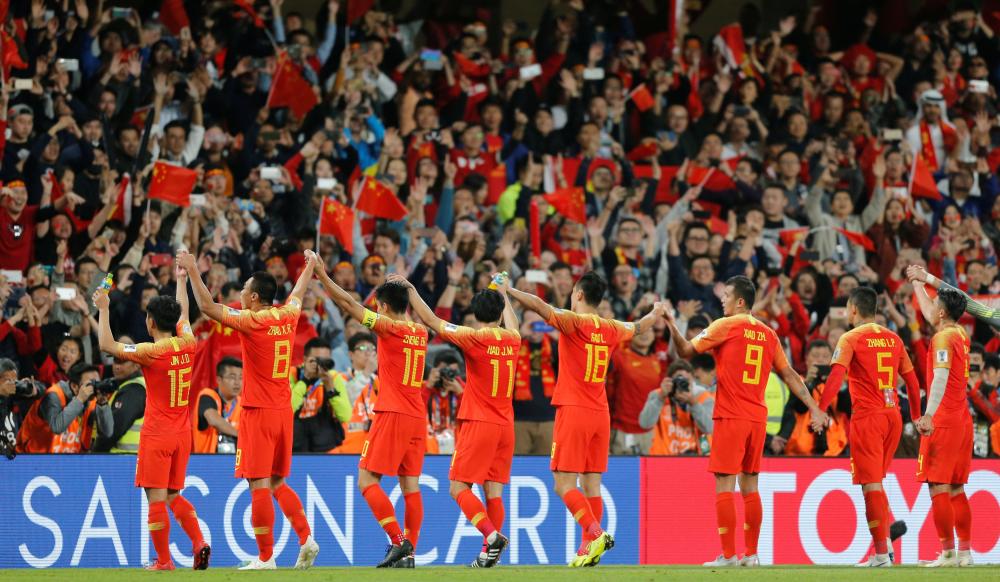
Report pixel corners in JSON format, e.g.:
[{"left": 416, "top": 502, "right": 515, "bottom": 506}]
[
  {"left": 742, "top": 344, "right": 763, "bottom": 385},
  {"left": 876, "top": 351, "right": 895, "bottom": 391}
]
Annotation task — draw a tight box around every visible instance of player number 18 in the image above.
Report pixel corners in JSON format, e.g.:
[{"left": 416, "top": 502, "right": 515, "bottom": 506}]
[
  {"left": 167, "top": 367, "right": 191, "bottom": 408},
  {"left": 584, "top": 344, "right": 610, "bottom": 383}
]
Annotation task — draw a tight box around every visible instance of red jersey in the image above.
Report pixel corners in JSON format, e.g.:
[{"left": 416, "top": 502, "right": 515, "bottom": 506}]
[
  {"left": 221, "top": 297, "right": 301, "bottom": 410},
  {"left": 691, "top": 314, "right": 790, "bottom": 422},
  {"left": 608, "top": 345, "right": 663, "bottom": 433},
  {"left": 436, "top": 322, "right": 521, "bottom": 425},
  {"left": 363, "top": 309, "right": 428, "bottom": 420},
  {"left": 546, "top": 309, "right": 636, "bottom": 410},
  {"left": 832, "top": 323, "right": 914, "bottom": 420},
  {"left": 927, "top": 324, "right": 972, "bottom": 428},
  {"left": 114, "top": 320, "right": 196, "bottom": 436}
]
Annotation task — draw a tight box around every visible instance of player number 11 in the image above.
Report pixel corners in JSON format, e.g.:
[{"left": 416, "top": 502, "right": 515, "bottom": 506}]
[{"left": 490, "top": 358, "right": 515, "bottom": 397}]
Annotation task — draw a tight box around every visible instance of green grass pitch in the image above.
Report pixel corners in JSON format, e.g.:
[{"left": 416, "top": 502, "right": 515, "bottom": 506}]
[{"left": 3, "top": 566, "right": 997, "bottom": 581}]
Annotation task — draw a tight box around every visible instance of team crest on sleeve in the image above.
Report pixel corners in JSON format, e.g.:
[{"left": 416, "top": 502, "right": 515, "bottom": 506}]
[
  {"left": 180, "top": 322, "right": 193, "bottom": 334},
  {"left": 123, "top": 344, "right": 137, "bottom": 353},
  {"left": 226, "top": 307, "right": 241, "bottom": 317},
  {"left": 832, "top": 347, "right": 841, "bottom": 361},
  {"left": 623, "top": 322, "right": 635, "bottom": 332},
  {"left": 694, "top": 330, "right": 707, "bottom": 341},
  {"left": 937, "top": 349, "right": 949, "bottom": 363},
  {"left": 443, "top": 323, "right": 458, "bottom": 333}
]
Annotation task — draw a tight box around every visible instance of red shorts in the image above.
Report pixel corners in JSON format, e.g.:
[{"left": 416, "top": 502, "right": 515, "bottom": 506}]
[
  {"left": 708, "top": 418, "right": 766, "bottom": 475},
  {"left": 136, "top": 430, "right": 192, "bottom": 490},
  {"left": 450, "top": 420, "right": 515, "bottom": 484},
  {"left": 359, "top": 411, "right": 426, "bottom": 477},
  {"left": 235, "top": 407, "right": 294, "bottom": 479},
  {"left": 849, "top": 410, "right": 902, "bottom": 485},
  {"left": 551, "top": 406, "right": 610, "bottom": 474},
  {"left": 918, "top": 422, "right": 973, "bottom": 484}
]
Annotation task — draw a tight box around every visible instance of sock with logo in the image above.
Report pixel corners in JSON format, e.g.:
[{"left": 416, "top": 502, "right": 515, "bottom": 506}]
[
  {"left": 168, "top": 495, "right": 204, "bottom": 548},
  {"left": 715, "top": 492, "right": 737, "bottom": 559},
  {"left": 404, "top": 491, "right": 423, "bottom": 550},
  {"left": 362, "top": 484, "right": 404, "bottom": 545},
  {"left": 562, "top": 488, "right": 602, "bottom": 540},
  {"left": 148, "top": 501, "right": 172, "bottom": 565},
  {"left": 743, "top": 492, "right": 762, "bottom": 557},
  {"left": 251, "top": 488, "right": 275, "bottom": 561},
  {"left": 931, "top": 491, "right": 956, "bottom": 551},
  {"left": 951, "top": 493, "right": 972, "bottom": 551}
]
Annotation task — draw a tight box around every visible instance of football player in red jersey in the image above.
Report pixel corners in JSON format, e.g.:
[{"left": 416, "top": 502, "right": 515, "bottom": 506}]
[
  {"left": 508, "top": 271, "right": 663, "bottom": 567},
  {"left": 94, "top": 264, "right": 209, "bottom": 571},
  {"left": 179, "top": 250, "right": 319, "bottom": 570}
]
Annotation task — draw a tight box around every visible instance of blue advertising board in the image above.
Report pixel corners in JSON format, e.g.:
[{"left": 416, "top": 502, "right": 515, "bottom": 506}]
[{"left": 0, "top": 455, "right": 639, "bottom": 568}]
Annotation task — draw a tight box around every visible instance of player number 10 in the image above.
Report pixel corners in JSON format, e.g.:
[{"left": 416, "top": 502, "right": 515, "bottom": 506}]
[
  {"left": 490, "top": 358, "right": 515, "bottom": 397},
  {"left": 402, "top": 347, "right": 426, "bottom": 388},
  {"left": 167, "top": 367, "right": 192, "bottom": 408}
]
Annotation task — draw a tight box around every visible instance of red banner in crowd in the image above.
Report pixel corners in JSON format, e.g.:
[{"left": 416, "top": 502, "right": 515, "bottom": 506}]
[{"left": 640, "top": 457, "right": 1000, "bottom": 565}]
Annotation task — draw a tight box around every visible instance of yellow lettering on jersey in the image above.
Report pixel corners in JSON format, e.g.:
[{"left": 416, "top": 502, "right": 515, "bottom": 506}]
[
  {"left": 403, "top": 334, "right": 427, "bottom": 347},
  {"left": 743, "top": 329, "right": 765, "bottom": 341},
  {"left": 170, "top": 354, "right": 191, "bottom": 366},
  {"left": 590, "top": 333, "right": 605, "bottom": 343},
  {"left": 865, "top": 338, "right": 896, "bottom": 348},
  {"left": 486, "top": 345, "right": 515, "bottom": 356},
  {"left": 267, "top": 324, "right": 294, "bottom": 336}
]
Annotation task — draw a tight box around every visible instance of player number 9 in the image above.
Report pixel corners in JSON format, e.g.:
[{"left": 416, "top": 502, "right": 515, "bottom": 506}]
[{"left": 742, "top": 344, "right": 763, "bottom": 385}]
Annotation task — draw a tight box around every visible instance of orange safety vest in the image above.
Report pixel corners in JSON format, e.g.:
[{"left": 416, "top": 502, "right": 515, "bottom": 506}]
[
  {"left": 330, "top": 379, "right": 377, "bottom": 454},
  {"left": 16, "top": 384, "right": 96, "bottom": 453},
  {"left": 990, "top": 420, "right": 1000, "bottom": 457},
  {"left": 297, "top": 378, "right": 328, "bottom": 419},
  {"left": 191, "top": 388, "right": 242, "bottom": 453},
  {"left": 784, "top": 385, "right": 848, "bottom": 456},
  {"left": 649, "top": 390, "right": 712, "bottom": 455}
]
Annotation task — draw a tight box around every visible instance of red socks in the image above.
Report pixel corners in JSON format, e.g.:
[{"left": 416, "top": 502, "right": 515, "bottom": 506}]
[
  {"left": 931, "top": 491, "right": 955, "bottom": 551},
  {"left": 404, "top": 491, "right": 423, "bottom": 549},
  {"left": 581, "top": 496, "right": 603, "bottom": 547},
  {"left": 457, "top": 489, "right": 496, "bottom": 538},
  {"left": 148, "top": 501, "right": 171, "bottom": 565},
  {"left": 250, "top": 488, "right": 275, "bottom": 561},
  {"left": 863, "top": 490, "right": 889, "bottom": 554},
  {"left": 487, "top": 497, "right": 505, "bottom": 534},
  {"left": 715, "top": 492, "right": 737, "bottom": 559},
  {"left": 273, "top": 484, "right": 311, "bottom": 545},
  {"left": 562, "top": 489, "right": 602, "bottom": 539},
  {"left": 951, "top": 493, "right": 972, "bottom": 551},
  {"left": 743, "top": 492, "right": 762, "bottom": 557},
  {"left": 168, "top": 495, "right": 204, "bottom": 548},
  {"left": 362, "top": 484, "right": 404, "bottom": 545}
]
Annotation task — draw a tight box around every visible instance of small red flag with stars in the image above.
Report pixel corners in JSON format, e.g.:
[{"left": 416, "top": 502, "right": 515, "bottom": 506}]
[
  {"left": 110, "top": 174, "right": 133, "bottom": 225},
  {"left": 267, "top": 52, "right": 319, "bottom": 119},
  {"left": 147, "top": 161, "right": 196, "bottom": 207},
  {"left": 629, "top": 83, "right": 655, "bottom": 112},
  {"left": 355, "top": 176, "right": 407, "bottom": 221},
  {"left": 318, "top": 196, "right": 355, "bottom": 254},
  {"left": 544, "top": 186, "right": 586, "bottom": 224}
]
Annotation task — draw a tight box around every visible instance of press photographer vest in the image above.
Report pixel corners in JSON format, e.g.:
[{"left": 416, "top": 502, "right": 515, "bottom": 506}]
[
  {"left": 109, "top": 376, "right": 147, "bottom": 454},
  {"left": 192, "top": 388, "right": 242, "bottom": 453},
  {"left": 16, "top": 384, "right": 96, "bottom": 453}
]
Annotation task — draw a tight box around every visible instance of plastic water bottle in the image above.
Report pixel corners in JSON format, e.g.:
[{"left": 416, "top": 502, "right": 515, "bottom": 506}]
[
  {"left": 98, "top": 273, "right": 113, "bottom": 292},
  {"left": 488, "top": 271, "right": 508, "bottom": 290}
]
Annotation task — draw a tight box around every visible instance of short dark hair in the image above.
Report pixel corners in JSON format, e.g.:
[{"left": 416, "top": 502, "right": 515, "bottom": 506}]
[
  {"left": 304, "top": 338, "right": 330, "bottom": 356},
  {"left": 575, "top": 271, "right": 607, "bottom": 306},
  {"left": 348, "top": 332, "right": 376, "bottom": 351},
  {"left": 375, "top": 227, "right": 400, "bottom": 246},
  {"left": 146, "top": 295, "right": 182, "bottom": 332},
  {"left": 726, "top": 276, "right": 756, "bottom": 308},
  {"left": 807, "top": 339, "right": 832, "bottom": 354},
  {"left": 249, "top": 272, "right": 278, "bottom": 304},
  {"left": 971, "top": 342, "right": 985, "bottom": 358},
  {"left": 68, "top": 362, "right": 100, "bottom": 386},
  {"left": 984, "top": 354, "right": 1000, "bottom": 371},
  {"left": 216, "top": 357, "right": 243, "bottom": 377},
  {"left": 435, "top": 351, "right": 461, "bottom": 367},
  {"left": 470, "top": 289, "right": 504, "bottom": 323},
  {"left": 848, "top": 286, "right": 878, "bottom": 317},
  {"left": 691, "top": 353, "right": 715, "bottom": 372},
  {"left": 164, "top": 119, "right": 188, "bottom": 136},
  {"left": 937, "top": 287, "right": 967, "bottom": 322},
  {"left": 221, "top": 281, "right": 241, "bottom": 297},
  {"left": 375, "top": 280, "right": 410, "bottom": 313},
  {"left": 0, "top": 358, "right": 17, "bottom": 375},
  {"left": 549, "top": 261, "right": 571, "bottom": 275}
]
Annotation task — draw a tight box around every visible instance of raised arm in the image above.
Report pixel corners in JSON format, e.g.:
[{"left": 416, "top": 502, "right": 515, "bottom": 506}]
[
  {"left": 909, "top": 264, "right": 1000, "bottom": 330},
  {"left": 289, "top": 251, "right": 318, "bottom": 305},
  {"left": 494, "top": 276, "right": 520, "bottom": 332},
  {"left": 310, "top": 250, "right": 366, "bottom": 323},
  {"left": 387, "top": 273, "right": 443, "bottom": 331},
  {"left": 507, "top": 286, "right": 555, "bottom": 322},
  {"left": 175, "top": 264, "right": 190, "bottom": 323},
  {"left": 92, "top": 289, "right": 120, "bottom": 354},
  {"left": 177, "top": 250, "right": 225, "bottom": 323},
  {"left": 661, "top": 303, "right": 697, "bottom": 359},
  {"left": 633, "top": 302, "right": 665, "bottom": 335}
]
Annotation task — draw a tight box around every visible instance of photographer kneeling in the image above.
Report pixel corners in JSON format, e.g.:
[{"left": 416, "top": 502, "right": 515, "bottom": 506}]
[
  {"left": 16, "top": 362, "right": 113, "bottom": 453},
  {"left": 0, "top": 358, "right": 44, "bottom": 460},
  {"left": 639, "top": 361, "right": 714, "bottom": 455}
]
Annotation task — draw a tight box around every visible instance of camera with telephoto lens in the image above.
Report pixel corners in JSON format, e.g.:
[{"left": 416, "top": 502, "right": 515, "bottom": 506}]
[
  {"left": 672, "top": 375, "right": 690, "bottom": 394},
  {"left": 436, "top": 367, "right": 459, "bottom": 389},
  {"left": 314, "top": 357, "right": 335, "bottom": 371},
  {"left": 14, "top": 378, "right": 43, "bottom": 397},
  {"left": 89, "top": 378, "right": 118, "bottom": 396}
]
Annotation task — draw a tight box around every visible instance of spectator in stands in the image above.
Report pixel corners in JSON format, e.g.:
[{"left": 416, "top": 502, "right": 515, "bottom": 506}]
[
  {"left": 193, "top": 357, "right": 243, "bottom": 454},
  {"left": 291, "top": 338, "right": 351, "bottom": 452},
  {"left": 608, "top": 318, "right": 664, "bottom": 454},
  {"left": 639, "top": 361, "right": 713, "bottom": 455},
  {"left": 16, "top": 362, "right": 112, "bottom": 453}
]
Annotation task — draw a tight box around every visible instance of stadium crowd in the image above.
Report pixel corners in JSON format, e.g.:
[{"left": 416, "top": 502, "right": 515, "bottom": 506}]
[{"left": 2, "top": 0, "right": 1000, "bottom": 461}]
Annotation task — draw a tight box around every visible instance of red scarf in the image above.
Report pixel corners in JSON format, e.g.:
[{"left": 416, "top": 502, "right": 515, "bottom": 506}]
[
  {"left": 514, "top": 337, "right": 555, "bottom": 400},
  {"left": 919, "top": 119, "right": 957, "bottom": 172}
]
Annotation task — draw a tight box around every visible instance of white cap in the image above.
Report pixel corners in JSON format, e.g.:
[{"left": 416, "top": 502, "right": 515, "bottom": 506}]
[{"left": 920, "top": 89, "right": 945, "bottom": 103}]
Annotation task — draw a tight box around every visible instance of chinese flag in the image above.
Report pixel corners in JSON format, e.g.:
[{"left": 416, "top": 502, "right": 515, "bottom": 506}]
[
  {"left": 1, "top": 30, "right": 25, "bottom": 77},
  {"left": 910, "top": 154, "right": 942, "bottom": 200},
  {"left": 233, "top": 0, "right": 264, "bottom": 27},
  {"left": 629, "top": 83, "right": 655, "bottom": 112},
  {"left": 347, "top": 0, "right": 375, "bottom": 24},
  {"left": 627, "top": 141, "right": 659, "bottom": 161},
  {"left": 778, "top": 226, "right": 810, "bottom": 248},
  {"left": 147, "top": 161, "right": 196, "bottom": 207},
  {"left": 160, "top": 0, "right": 190, "bottom": 35},
  {"left": 833, "top": 227, "right": 875, "bottom": 252},
  {"left": 267, "top": 53, "right": 319, "bottom": 119},
  {"left": 486, "top": 164, "right": 507, "bottom": 206},
  {"left": 318, "top": 197, "right": 355, "bottom": 254},
  {"left": 110, "top": 174, "right": 133, "bottom": 225},
  {"left": 355, "top": 176, "right": 407, "bottom": 220},
  {"left": 544, "top": 186, "right": 586, "bottom": 224}
]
